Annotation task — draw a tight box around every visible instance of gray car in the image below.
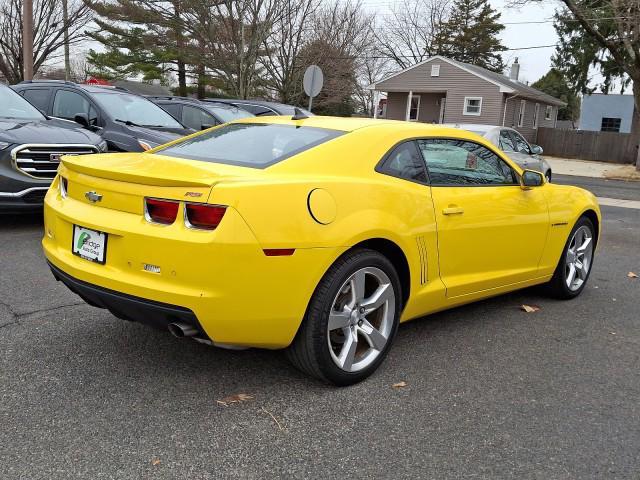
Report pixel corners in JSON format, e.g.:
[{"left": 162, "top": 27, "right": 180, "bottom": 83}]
[{"left": 445, "top": 124, "right": 552, "bottom": 182}]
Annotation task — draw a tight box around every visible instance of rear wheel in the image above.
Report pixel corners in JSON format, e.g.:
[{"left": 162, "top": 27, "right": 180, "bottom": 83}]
[
  {"left": 546, "top": 216, "right": 595, "bottom": 299},
  {"left": 287, "top": 249, "right": 401, "bottom": 386},
  {"left": 545, "top": 170, "right": 552, "bottom": 182}
]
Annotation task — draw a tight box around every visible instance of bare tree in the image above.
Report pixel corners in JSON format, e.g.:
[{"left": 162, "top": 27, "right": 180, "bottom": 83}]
[
  {"left": 185, "top": 0, "right": 283, "bottom": 99},
  {"left": 298, "top": 0, "right": 373, "bottom": 114},
  {"left": 510, "top": 0, "right": 640, "bottom": 168},
  {"left": 261, "top": 0, "right": 319, "bottom": 103},
  {"left": 374, "top": 0, "right": 450, "bottom": 70},
  {"left": 0, "top": 0, "right": 91, "bottom": 84}
]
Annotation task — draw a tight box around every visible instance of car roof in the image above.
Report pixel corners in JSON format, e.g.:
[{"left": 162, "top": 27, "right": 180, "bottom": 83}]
[
  {"left": 441, "top": 123, "right": 503, "bottom": 134},
  {"left": 15, "top": 80, "right": 134, "bottom": 95},
  {"left": 227, "top": 116, "right": 501, "bottom": 137}
]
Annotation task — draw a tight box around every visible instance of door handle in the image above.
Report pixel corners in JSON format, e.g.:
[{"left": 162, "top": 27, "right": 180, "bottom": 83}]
[{"left": 442, "top": 206, "right": 464, "bottom": 215}]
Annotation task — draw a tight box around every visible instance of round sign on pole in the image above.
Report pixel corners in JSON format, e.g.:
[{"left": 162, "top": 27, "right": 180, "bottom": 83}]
[{"left": 303, "top": 65, "right": 323, "bottom": 111}]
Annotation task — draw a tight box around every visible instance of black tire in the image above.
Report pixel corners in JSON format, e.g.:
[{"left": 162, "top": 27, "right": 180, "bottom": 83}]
[
  {"left": 546, "top": 216, "right": 596, "bottom": 299},
  {"left": 287, "top": 248, "right": 402, "bottom": 386},
  {"left": 545, "top": 170, "right": 552, "bottom": 182}
]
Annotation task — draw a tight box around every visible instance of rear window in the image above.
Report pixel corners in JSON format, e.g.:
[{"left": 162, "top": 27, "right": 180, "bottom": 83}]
[{"left": 154, "top": 123, "right": 343, "bottom": 168}]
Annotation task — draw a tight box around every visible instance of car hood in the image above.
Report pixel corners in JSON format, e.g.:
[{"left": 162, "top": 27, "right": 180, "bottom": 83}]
[
  {"left": 124, "top": 125, "right": 186, "bottom": 146},
  {"left": 0, "top": 117, "right": 102, "bottom": 145}
]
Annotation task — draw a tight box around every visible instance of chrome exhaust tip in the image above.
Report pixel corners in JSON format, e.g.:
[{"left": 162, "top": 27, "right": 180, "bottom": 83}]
[{"left": 168, "top": 322, "right": 198, "bottom": 338}]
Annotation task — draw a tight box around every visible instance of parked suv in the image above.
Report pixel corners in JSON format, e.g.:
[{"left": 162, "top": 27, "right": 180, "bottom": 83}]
[
  {"left": 0, "top": 84, "right": 105, "bottom": 213},
  {"left": 12, "top": 81, "right": 193, "bottom": 152},
  {"left": 148, "top": 96, "right": 254, "bottom": 131}
]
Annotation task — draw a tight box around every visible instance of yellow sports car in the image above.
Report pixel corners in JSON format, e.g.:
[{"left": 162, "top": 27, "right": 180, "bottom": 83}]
[{"left": 43, "top": 116, "right": 600, "bottom": 385}]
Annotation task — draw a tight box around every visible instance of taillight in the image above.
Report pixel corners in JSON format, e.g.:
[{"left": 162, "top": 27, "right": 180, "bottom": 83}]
[
  {"left": 59, "top": 176, "right": 68, "bottom": 198},
  {"left": 185, "top": 203, "right": 226, "bottom": 230},
  {"left": 145, "top": 198, "right": 179, "bottom": 225}
]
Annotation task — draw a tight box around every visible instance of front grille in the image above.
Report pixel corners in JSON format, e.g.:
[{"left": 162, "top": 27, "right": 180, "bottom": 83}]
[{"left": 12, "top": 144, "right": 99, "bottom": 179}]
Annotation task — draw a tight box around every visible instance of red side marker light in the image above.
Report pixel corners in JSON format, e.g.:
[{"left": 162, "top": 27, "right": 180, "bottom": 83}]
[
  {"left": 185, "top": 203, "right": 226, "bottom": 230},
  {"left": 263, "top": 249, "right": 296, "bottom": 256},
  {"left": 145, "top": 198, "right": 179, "bottom": 225}
]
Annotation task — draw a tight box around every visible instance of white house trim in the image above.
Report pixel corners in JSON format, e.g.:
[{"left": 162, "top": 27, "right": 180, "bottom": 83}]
[
  {"left": 405, "top": 91, "right": 413, "bottom": 121},
  {"left": 463, "top": 97, "right": 483, "bottom": 116},
  {"left": 368, "top": 56, "right": 515, "bottom": 93}
]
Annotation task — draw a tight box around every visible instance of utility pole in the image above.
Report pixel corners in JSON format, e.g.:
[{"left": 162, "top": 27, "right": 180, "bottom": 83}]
[
  {"left": 63, "top": 0, "right": 71, "bottom": 81},
  {"left": 22, "top": 0, "right": 34, "bottom": 80}
]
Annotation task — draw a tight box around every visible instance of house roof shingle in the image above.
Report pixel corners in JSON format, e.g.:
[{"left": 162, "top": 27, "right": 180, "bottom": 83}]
[{"left": 372, "top": 56, "right": 566, "bottom": 107}]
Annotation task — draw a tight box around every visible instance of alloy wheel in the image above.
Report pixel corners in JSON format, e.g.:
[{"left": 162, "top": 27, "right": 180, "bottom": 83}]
[
  {"left": 326, "top": 267, "right": 395, "bottom": 373},
  {"left": 565, "top": 225, "right": 593, "bottom": 291}
]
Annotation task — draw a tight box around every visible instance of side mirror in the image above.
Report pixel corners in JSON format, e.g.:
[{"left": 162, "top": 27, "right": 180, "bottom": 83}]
[
  {"left": 200, "top": 123, "right": 214, "bottom": 130},
  {"left": 521, "top": 170, "right": 544, "bottom": 189},
  {"left": 530, "top": 144, "right": 543, "bottom": 155},
  {"left": 74, "top": 113, "right": 90, "bottom": 129}
]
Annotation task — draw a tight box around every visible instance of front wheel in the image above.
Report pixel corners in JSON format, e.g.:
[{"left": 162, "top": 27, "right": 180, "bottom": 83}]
[
  {"left": 287, "top": 249, "right": 402, "bottom": 386},
  {"left": 545, "top": 170, "right": 552, "bottom": 182},
  {"left": 546, "top": 216, "right": 595, "bottom": 299}
]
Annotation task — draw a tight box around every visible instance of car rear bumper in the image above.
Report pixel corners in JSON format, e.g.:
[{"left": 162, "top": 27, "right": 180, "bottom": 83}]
[
  {"left": 48, "top": 261, "right": 206, "bottom": 337},
  {"left": 43, "top": 183, "right": 345, "bottom": 348}
]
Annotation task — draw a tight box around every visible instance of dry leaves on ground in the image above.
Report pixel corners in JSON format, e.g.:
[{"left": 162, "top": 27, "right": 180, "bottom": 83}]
[
  {"left": 628, "top": 272, "right": 638, "bottom": 278},
  {"left": 152, "top": 459, "right": 161, "bottom": 466},
  {"left": 392, "top": 381, "right": 408, "bottom": 388},
  {"left": 520, "top": 304, "right": 540, "bottom": 313},
  {"left": 217, "top": 393, "right": 254, "bottom": 406}
]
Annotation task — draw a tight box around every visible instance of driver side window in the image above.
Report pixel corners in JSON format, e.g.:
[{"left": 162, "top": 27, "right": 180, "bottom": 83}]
[
  {"left": 53, "top": 90, "right": 90, "bottom": 121},
  {"left": 418, "top": 139, "right": 517, "bottom": 186},
  {"left": 511, "top": 131, "right": 531, "bottom": 155},
  {"left": 499, "top": 130, "right": 517, "bottom": 152}
]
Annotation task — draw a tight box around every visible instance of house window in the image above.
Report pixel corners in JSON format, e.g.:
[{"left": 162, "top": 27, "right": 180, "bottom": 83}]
[
  {"left": 601, "top": 117, "right": 621, "bottom": 132},
  {"left": 463, "top": 97, "right": 482, "bottom": 116},
  {"left": 545, "top": 105, "right": 553, "bottom": 120},
  {"left": 533, "top": 103, "right": 540, "bottom": 128},
  {"left": 409, "top": 95, "right": 420, "bottom": 121},
  {"left": 518, "top": 100, "right": 526, "bottom": 127},
  {"left": 431, "top": 64, "right": 440, "bottom": 77}
]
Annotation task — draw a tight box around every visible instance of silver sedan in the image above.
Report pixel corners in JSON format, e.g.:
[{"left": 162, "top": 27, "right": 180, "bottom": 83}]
[{"left": 445, "top": 124, "right": 552, "bottom": 182}]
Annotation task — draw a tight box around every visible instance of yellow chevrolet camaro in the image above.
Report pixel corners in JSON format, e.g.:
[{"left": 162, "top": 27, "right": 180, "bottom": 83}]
[{"left": 43, "top": 116, "right": 600, "bottom": 385}]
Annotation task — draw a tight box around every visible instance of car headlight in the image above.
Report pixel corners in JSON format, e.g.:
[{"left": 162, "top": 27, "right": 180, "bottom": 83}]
[
  {"left": 97, "top": 140, "right": 108, "bottom": 152},
  {"left": 138, "top": 139, "right": 159, "bottom": 151},
  {"left": 0, "top": 141, "right": 10, "bottom": 150}
]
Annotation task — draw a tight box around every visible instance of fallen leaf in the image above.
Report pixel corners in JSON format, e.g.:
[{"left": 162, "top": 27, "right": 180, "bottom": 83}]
[
  {"left": 609, "top": 332, "right": 617, "bottom": 335},
  {"left": 261, "top": 406, "right": 284, "bottom": 431},
  {"left": 217, "top": 393, "right": 254, "bottom": 406},
  {"left": 152, "top": 459, "right": 161, "bottom": 466},
  {"left": 392, "top": 381, "right": 407, "bottom": 388},
  {"left": 520, "top": 304, "right": 540, "bottom": 313},
  {"left": 628, "top": 272, "right": 638, "bottom": 278}
]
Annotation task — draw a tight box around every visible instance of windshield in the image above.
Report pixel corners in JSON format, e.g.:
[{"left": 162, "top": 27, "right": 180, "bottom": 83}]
[
  {"left": 206, "top": 104, "right": 254, "bottom": 123},
  {"left": 92, "top": 92, "right": 183, "bottom": 128},
  {"left": 0, "top": 86, "right": 45, "bottom": 120},
  {"left": 154, "top": 123, "right": 343, "bottom": 168}
]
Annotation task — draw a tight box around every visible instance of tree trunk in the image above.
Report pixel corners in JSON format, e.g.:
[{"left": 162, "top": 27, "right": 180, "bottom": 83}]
[
  {"left": 177, "top": 60, "right": 187, "bottom": 97},
  {"left": 197, "top": 64, "right": 205, "bottom": 99}
]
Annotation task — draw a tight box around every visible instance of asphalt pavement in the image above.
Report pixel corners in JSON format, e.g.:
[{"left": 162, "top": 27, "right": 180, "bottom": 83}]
[{"left": 1, "top": 177, "right": 639, "bottom": 479}]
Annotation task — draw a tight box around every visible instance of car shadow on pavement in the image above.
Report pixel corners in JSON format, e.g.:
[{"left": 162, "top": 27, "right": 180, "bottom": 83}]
[{"left": 0, "top": 211, "right": 43, "bottom": 230}]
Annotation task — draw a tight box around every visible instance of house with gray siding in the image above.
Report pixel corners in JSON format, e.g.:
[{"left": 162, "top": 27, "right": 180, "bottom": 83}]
[
  {"left": 579, "top": 94, "right": 636, "bottom": 133},
  {"left": 370, "top": 56, "right": 565, "bottom": 142}
]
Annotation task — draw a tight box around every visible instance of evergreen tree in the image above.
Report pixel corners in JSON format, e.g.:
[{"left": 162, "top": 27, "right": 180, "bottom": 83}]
[
  {"left": 86, "top": 1, "right": 197, "bottom": 96},
  {"left": 438, "top": 0, "right": 506, "bottom": 73},
  {"left": 531, "top": 68, "right": 581, "bottom": 122}
]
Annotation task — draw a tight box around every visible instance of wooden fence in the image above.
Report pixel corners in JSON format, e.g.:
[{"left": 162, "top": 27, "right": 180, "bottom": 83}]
[{"left": 536, "top": 127, "right": 638, "bottom": 164}]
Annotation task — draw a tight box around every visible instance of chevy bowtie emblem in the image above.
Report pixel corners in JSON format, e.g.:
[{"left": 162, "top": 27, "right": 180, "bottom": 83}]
[{"left": 85, "top": 191, "right": 103, "bottom": 203}]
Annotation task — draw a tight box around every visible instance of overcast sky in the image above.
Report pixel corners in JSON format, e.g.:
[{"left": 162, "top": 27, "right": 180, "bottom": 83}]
[{"left": 362, "top": 0, "right": 560, "bottom": 83}]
